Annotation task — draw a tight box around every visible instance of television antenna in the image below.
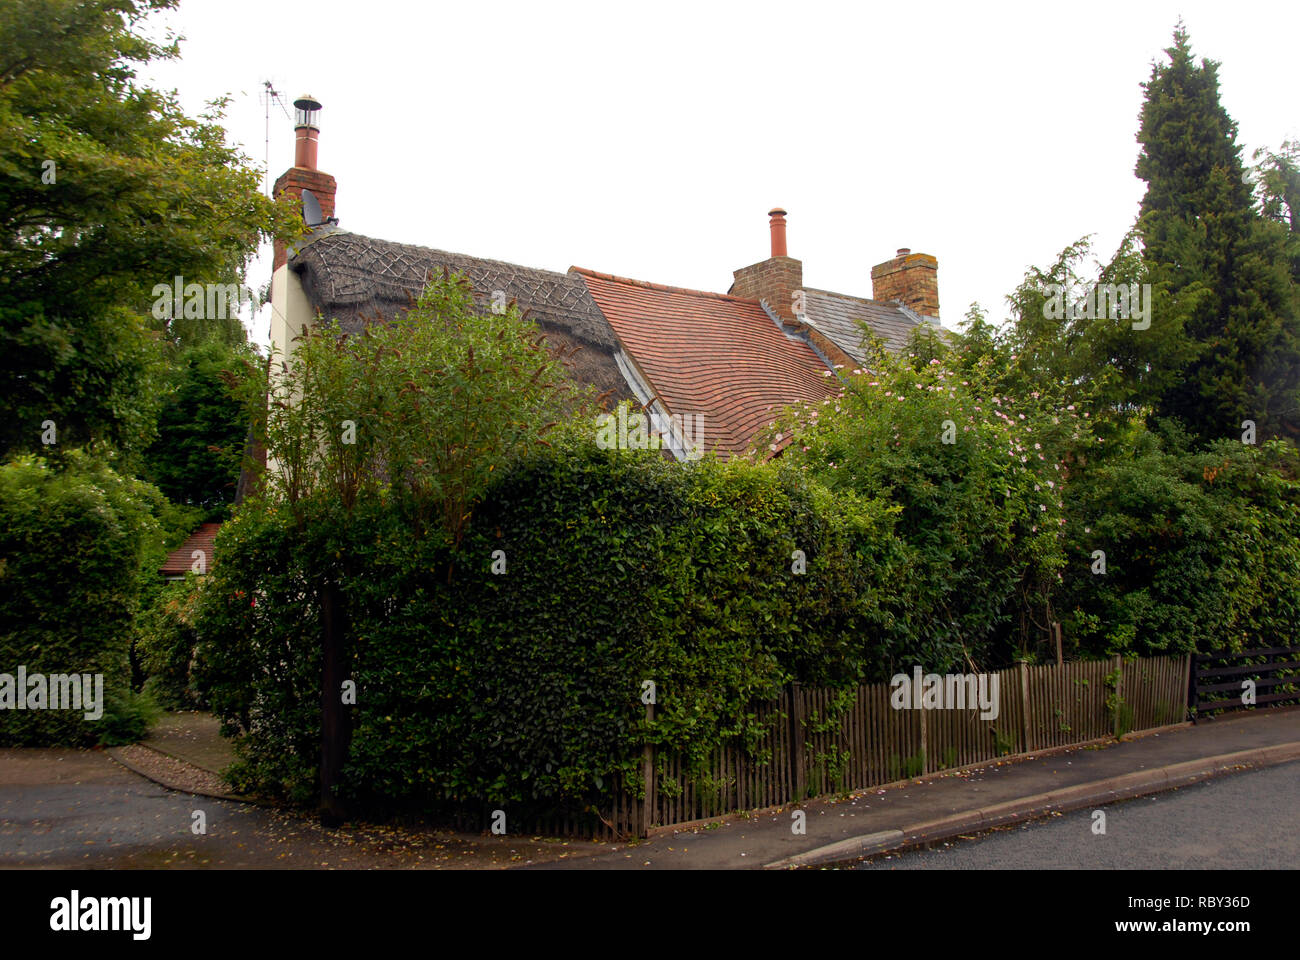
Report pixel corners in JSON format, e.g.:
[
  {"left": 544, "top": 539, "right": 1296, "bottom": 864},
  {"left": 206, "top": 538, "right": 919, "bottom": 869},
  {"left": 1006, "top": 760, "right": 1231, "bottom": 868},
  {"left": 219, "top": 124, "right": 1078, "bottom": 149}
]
[{"left": 259, "top": 81, "right": 291, "bottom": 195}]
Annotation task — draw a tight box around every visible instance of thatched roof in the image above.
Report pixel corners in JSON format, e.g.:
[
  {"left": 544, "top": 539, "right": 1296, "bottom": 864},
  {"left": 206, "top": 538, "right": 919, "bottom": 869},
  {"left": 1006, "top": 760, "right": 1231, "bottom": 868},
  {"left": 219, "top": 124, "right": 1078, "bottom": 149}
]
[{"left": 287, "top": 231, "right": 633, "bottom": 402}]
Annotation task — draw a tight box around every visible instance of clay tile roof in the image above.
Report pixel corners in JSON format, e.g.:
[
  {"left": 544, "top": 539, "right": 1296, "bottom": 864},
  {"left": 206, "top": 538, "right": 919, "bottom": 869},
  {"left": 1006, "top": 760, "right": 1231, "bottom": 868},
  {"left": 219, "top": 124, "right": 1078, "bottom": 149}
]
[
  {"left": 159, "top": 522, "right": 221, "bottom": 577},
  {"left": 802, "top": 289, "right": 939, "bottom": 360},
  {"left": 573, "top": 268, "right": 838, "bottom": 457}
]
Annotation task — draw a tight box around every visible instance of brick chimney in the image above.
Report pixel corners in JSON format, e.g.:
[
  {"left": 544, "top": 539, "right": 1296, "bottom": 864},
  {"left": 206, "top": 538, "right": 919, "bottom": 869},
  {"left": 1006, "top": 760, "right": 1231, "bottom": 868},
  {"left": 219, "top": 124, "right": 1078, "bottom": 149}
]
[
  {"left": 272, "top": 94, "right": 337, "bottom": 271},
  {"left": 731, "top": 208, "right": 803, "bottom": 322},
  {"left": 871, "top": 247, "right": 939, "bottom": 319},
  {"left": 730, "top": 209, "right": 858, "bottom": 370}
]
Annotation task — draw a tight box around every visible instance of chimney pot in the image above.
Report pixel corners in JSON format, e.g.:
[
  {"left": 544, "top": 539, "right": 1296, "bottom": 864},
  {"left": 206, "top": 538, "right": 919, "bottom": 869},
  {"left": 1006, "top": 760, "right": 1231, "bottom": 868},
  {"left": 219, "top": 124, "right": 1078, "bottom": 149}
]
[
  {"left": 292, "top": 94, "right": 322, "bottom": 170},
  {"left": 897, "top": 247, "right": 911, "bottom": 257},
  {"left": 768, "top": 207, "right": 788, "bottom": 258},
  {"left": 293, "top": 94, "right": 322, "bottom": 128}
]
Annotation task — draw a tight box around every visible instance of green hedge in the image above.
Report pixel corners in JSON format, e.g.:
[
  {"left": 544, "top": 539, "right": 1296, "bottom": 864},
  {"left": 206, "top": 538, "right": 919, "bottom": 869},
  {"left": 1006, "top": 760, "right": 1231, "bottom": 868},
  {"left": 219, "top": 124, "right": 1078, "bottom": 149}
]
[
  {"left": 194, "top": 444, "right": 903, "bottom": 813},
  {"left": 0, "top": 454, "right": 160, "bottom": 745}
]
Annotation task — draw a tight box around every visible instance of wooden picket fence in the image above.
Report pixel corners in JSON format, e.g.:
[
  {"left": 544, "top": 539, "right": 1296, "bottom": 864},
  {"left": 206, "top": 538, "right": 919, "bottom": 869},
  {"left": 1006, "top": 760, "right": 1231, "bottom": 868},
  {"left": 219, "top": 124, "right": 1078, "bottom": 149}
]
[
  {"left": 474, "top": 648, "right": 1300, "bottom": 838},
  {"left": 550, "top": 653, "right": 1190, "bottom": 840}
]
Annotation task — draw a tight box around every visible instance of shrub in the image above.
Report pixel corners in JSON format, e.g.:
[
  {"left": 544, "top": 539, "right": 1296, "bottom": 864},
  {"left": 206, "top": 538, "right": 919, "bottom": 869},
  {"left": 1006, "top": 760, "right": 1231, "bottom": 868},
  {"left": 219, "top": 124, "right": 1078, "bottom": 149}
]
[
  {"left": 1059, "top": 427, "right": 1300, "bottom": 656},
  {"left": 136, "top": 577, "right": 207, "bottom": 709},
  {"left": 763, "top": 331, "right": 1085, "bottom": 667},
  {"left": 0, "top": 453, "right": 161, "bottom": 745}
]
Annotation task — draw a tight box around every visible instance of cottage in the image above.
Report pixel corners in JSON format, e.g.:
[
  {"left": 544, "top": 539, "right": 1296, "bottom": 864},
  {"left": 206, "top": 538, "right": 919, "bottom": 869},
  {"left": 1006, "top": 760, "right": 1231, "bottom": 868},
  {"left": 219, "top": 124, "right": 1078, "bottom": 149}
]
[{"left": 268, "top": 97, "right": 946, "bottom": 460}]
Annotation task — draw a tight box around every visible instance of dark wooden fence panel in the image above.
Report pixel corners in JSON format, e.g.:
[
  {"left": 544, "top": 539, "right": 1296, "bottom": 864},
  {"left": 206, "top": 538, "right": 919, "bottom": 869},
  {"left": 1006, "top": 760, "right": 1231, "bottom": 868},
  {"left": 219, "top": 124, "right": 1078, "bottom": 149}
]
[{"left": 1193, "top": 647, "right": 1300, "bottom": 719}]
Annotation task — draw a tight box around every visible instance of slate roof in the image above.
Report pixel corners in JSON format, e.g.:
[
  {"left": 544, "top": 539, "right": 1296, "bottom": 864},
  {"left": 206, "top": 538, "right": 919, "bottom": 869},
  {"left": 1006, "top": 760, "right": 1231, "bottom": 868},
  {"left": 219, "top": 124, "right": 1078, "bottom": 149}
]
[
  {"left": 802, "top": 289, "right": 938, "bottom": 361},
  {"left": 574, "top": 268, "right": 839, "bottom": 457},
  {"left": 287, "top": 232, "right": 633, "bottom": 402},
  {"left": 160, "top": 522, "right": 221, "bottom": 578}
]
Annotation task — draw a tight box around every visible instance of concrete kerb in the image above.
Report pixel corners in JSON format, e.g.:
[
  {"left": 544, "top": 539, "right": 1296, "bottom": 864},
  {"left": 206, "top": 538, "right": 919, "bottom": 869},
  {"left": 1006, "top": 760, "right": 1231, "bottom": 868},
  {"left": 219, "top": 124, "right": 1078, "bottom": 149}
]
[
  {"left": 105, "top": 743, "right": 268, "bottom": 807},
  {"left": 764, "top": 741, "right": 1300, "bottom": 869}
]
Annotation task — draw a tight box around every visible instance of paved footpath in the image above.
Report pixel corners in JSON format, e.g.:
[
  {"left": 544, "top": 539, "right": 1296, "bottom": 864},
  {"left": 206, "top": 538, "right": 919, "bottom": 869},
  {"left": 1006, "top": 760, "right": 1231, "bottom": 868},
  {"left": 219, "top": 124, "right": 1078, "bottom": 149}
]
[{"left": 529, "top": 708, "right": 1300, "bottom": 870}]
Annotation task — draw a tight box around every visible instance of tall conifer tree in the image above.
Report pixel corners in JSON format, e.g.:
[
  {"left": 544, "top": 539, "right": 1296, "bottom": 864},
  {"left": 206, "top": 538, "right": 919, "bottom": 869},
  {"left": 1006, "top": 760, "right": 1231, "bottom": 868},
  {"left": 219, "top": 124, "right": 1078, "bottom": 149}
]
[{"left": 1135, "top": 24, "right": 1300, "bottom": 442}]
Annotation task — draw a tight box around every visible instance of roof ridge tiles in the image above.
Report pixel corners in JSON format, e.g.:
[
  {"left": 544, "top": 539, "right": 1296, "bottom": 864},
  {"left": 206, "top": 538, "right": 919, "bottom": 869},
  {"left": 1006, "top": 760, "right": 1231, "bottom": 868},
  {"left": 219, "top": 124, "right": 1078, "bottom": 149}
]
[
  {"left": 801, "top": 287, "right": 898, "bottom": 310},
  {"left": 571, "top": 267, "right": 759, "bottom": 304}
]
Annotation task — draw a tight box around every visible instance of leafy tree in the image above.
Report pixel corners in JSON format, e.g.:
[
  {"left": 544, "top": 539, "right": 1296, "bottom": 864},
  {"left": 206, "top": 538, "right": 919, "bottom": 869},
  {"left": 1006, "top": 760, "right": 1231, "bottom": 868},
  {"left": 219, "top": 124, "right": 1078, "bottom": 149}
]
[
  {"left": 997, "top": 238, "right": 1116, "bottom": 406},
  {"left": 983, "top": 237, "right": 1190, "bottom": 447},
  {"left": 260, "top": 272, "right": 598, "bottom": 553},
  {"left": 1134, "top": 24, "right": 1300, "bottom": 444},
  {"left": 0, "top": 0, "right": 298, "bottom": 463},
  {"left": 1251, "top": 140, "right": 1300, "bottom": 284},
  {"left": 140, "top": 339, "right": 255, "bottom": 519}
]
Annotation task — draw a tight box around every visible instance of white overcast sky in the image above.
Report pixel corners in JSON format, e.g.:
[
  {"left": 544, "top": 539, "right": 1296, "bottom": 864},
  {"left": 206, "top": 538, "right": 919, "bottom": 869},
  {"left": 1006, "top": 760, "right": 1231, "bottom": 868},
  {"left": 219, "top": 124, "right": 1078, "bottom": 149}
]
[{"left": 139, "top": 1, "right": 1297, "bottom": 345}]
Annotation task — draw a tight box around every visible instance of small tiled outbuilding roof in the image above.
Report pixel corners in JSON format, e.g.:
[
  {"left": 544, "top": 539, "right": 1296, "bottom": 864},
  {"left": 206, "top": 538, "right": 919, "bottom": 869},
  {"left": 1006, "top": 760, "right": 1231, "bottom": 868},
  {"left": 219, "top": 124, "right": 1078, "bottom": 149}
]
[
  {"left": 802, "top": 289, "right": 938, "bottom": 361},
  {"left": 159, "top": 522, "right": 221, "bottom": 578},
  {"left": 574, "top": 268, "right": 838, "bottom": 457},
  {"left": 287, "top": 231, "right": 634, "bottom": 402}
]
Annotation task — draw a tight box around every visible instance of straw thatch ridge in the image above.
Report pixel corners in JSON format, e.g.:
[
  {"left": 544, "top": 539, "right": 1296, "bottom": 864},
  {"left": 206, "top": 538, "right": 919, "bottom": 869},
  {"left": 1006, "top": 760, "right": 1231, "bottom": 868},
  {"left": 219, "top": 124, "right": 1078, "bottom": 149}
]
[{"left": 288, "top": 231, "right": 633, "bottom": 401}]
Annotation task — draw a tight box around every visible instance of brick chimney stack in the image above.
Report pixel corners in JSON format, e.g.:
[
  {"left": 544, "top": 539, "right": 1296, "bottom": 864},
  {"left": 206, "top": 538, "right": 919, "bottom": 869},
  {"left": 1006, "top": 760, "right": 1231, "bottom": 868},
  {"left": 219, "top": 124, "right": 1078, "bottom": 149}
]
[
  {"left": 732, "top": 208, "right": 802, "bottom": 321},
  {"left": 871, "top": 247, "right": 940, "bottom": 319},
  {"left": 272, "top": 94, "right": 337, "bottom": 271}
]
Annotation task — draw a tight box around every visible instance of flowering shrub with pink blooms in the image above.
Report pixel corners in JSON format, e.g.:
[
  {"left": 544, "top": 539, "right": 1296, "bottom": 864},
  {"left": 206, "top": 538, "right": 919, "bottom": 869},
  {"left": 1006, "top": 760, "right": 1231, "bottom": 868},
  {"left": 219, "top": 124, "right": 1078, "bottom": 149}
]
[
  {"left": 758, "top": 302, "right": 1300, "bottom": 667},
  {"left": 756, "top": 329, "right": 1089, "bottom": 668}
]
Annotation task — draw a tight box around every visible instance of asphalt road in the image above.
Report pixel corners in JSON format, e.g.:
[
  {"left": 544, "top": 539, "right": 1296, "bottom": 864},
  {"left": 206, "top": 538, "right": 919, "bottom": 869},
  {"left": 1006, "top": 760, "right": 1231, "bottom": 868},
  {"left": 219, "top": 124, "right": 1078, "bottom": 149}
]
[{"left": 858, "top": 759, "right": 1300, "bottom": 869}]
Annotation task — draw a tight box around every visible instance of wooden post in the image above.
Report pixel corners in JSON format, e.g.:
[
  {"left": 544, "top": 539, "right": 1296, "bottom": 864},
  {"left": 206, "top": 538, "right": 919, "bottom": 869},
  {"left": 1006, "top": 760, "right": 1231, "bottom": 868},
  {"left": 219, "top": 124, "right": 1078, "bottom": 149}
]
[
  {"left": 790, "top": 683, "right": 806, "bottom": 800},
  {"left": 919, "top": 698, "right": 929, "bottom": 776},
  {"left": 1019, "top": 660, "right": 1032, "bottom": 753},
  {"left": 1112, "top": 653, "right": 1124, "bottom": 738},
  {"left": 1186, "top": 652, "right": 1197, "bottom": 724},
  {"left": 641, "top": 700, "right": 655, "bottom": 837},
  {"left": 1054, "top": 622, "right": 1063, "bottom": 667}
]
